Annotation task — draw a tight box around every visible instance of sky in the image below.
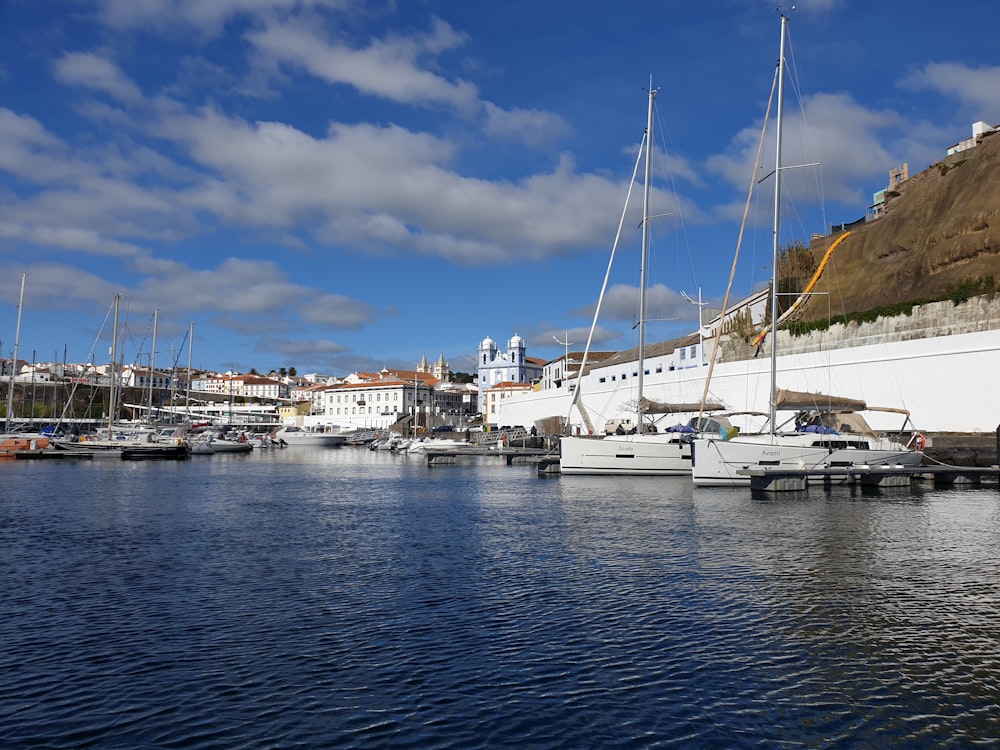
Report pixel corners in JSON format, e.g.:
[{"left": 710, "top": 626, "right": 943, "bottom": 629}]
[{"left": 1, "top": 0, "right": 999, "bottom": 378}]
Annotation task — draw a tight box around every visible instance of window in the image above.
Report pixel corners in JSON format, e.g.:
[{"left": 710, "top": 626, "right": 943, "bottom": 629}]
[
  {"left": 599, "top": 377, "right": 606, "bottom": 383},
  {"left": 680, "top": 349, "right": 686, "bottom": 360}
]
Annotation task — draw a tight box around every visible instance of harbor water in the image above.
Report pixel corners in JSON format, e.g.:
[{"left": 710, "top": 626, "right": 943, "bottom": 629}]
[{"left": 2, "top": 448, "right": 999, "bottom": 748}]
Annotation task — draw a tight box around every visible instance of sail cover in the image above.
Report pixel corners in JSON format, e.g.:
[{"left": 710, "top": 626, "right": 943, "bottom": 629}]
[
  {"left": 774, "top": 389, "right": 867, "bottom": 412},
  {"left": 639, "top": 398, "right": 725, "bottom": 414}
]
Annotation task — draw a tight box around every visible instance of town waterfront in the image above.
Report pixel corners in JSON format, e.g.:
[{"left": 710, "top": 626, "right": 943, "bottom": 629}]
[{"left": 2, "top": 448, "right": 999, "bottom": 748}]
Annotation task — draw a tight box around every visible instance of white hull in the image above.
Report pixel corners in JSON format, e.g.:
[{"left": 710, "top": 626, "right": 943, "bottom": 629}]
[
  {"left": 559, "top": 433, "right": 693, "bottom": 475},
  {"left": 691, "top": 433, "right": 924, "bottom": 487},
  {"left": 406, "top": 438, "right": 473, "bottom": 454},
  {"left": 209, "top": 439, "right": 254, "bottom": 453},
  {"left": 274, "top": 429, "right": 346, "bottom": 447}
]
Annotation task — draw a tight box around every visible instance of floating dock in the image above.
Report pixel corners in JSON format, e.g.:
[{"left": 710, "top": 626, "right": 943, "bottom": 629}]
[
  {"left": 425, "top": 446, "right": 555, "bottom": 466},
  {"left": 739, "top": 464, "right": 1000, "bottom": 492}
]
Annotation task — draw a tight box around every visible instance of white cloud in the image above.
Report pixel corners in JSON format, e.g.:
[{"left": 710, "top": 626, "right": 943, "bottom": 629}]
[
  {"left": 146, "top": 106, "right": 633, "bottom": 265},
  {"left": 901, "top": 62, "right": 1000, "bottom": 123},
  {"left": 0, "top": 262, "right": 119, "bottom": 310},
  {"left": 483, "top": 102, "right": 572, "bottom": 146},
  {"left": 0, "top": 222, "right": 146, "bottom": 258},
  {"left": 53, "top": 52, "right": 143, "bottom": 103},
  {"left": 257, "top": 336, "right": 350, "bottom": 358},
  {"left": 0, "top": 109, "right": 85, "bottom": 184},
  {"left": 572, "top": 283, "right": 696, "bottom": 325},
  {"left": 98, "top": 0, "right": 350, "bottom": 34},
  {"left": 706, "top": 92, "right": 903, "bottom": 222},
  {"left": 247, "top": 17, "right": 479, "bottom": 111}
]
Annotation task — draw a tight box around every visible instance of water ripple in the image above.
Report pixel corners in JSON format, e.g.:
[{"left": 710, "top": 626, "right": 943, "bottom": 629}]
[{"left": 2, "top": 455, "right": 1000, "bottom": 747}]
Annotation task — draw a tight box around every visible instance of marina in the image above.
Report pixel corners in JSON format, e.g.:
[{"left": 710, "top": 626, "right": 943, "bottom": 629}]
[{"left": 2, "top": 5, "right": 999, "bottom": 745}]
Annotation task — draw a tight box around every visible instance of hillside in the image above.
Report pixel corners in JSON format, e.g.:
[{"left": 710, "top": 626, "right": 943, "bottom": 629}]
[{"left": 797, "top": 130, "right": 1000, "bottom": 323}]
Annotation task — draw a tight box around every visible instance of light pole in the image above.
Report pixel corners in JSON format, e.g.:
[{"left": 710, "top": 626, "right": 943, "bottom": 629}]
[
  {"left": 681, "top": 289, "right": 708, "bottom": 364},
  {"left": 552, "top": 333, "right": 572, "bottom": 386}
]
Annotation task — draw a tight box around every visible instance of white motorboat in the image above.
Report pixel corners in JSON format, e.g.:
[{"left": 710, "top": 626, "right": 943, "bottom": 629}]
[{"left": 273, "top": 426, "right": 346, "bottom": 447}]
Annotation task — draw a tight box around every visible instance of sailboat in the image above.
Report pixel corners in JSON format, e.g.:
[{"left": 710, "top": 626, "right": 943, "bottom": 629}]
[
  {"left": 1, "top": 273, "right": 59, "bottom": 458},
  {"left": 690, "top": 12, "right": 923, "bottom": 487},
  {"left": 559, "top": 85, "right": 725, "bottom": 476},
  {"left": 54, "top": 294, "right": 189, "bottom": 459}
]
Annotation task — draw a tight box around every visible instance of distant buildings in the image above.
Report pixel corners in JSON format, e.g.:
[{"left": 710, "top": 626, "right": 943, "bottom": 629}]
[{"left": 947, "top": 120, "right": 998, "bottom": 156}]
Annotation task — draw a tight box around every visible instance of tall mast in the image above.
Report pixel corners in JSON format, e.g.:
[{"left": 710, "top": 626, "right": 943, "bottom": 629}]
[
  {"left": 109, "top": 292, "right": 121, "bottom": 434},
  {"left": 636, "top": 83, "right": 656, "bottom": 434},
  {"left": 148, "top": 307, "right": 158, "bottom": 419},
  {"left": 5, "top": 272, "right": 26, "bottom": 433},
  {"left": 768, "top": 14, "right": 788, "bottom": 434},
  {"left": 186, "top": 322, "right": 193, "bottom": 422}
]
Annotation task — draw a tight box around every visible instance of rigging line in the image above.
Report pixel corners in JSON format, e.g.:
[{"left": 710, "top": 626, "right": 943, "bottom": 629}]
[
  {"left": 696, "top": 63, "right": 780, "bottom": 425},
  {"left": 650, "top": 92, "right": 695, "bottom": 295},
  {"left": 131, "top": 311, "right": 157, "bottom": 366},
  {"left": 56, "top": 297, "right": 117, "bottom": 426},
  {"left": 567, "top": 129, "right": 647, "bottom": 425},
  {"left": 781, "top": 24, "right": 829, "bottom": 241},
  {"left": 153, "top": 326, "right": 190, "bottom": 419}
]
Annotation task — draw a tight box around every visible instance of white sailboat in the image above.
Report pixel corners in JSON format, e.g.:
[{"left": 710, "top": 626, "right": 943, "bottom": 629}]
[
  {"left": 54, "top": 294, "right": 189, "bottom": 459},
  {"left": 559, "top": 84, "right": 724, "bottom": 476},
  {"left": 690, "top": 13, "right": 923, "bottom": 487}
]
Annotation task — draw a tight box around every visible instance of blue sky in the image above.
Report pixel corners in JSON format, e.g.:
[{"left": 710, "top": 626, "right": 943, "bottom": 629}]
[{"left": 1, "top": 0, "right": 998, "bottom": 377}]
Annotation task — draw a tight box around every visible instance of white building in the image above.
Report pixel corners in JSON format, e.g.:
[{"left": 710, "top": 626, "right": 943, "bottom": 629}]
[
  {"left": 483, "top": 381, "right": 534, "bottom": 425},
  {"left": 946, "top": 120, "right": 998, "bottom": 156},
  {"left": 323, "top": 371, "right": 436, "bottom": 430},
  {"left": 476, "top": 334, "right": 544, "bottom": 413},
  {"left": 242, "top": 376, "right": 288, "bottom": 401}
]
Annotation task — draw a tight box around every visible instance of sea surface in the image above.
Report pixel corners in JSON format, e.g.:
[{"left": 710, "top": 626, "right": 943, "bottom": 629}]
[{"left": 2, "top": 447, "right": 999, "bottom": 749}]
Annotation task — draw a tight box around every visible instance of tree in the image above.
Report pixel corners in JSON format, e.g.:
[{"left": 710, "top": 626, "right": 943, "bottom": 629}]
[
  {"left": 288, "top": 366, "right": 297, "bottom": 377},
  {"left": 278, "top": 367, "right": 287, "bottom": 379},
  {"left": 775, "top": 239, "right": 818, "bottom": 317}
]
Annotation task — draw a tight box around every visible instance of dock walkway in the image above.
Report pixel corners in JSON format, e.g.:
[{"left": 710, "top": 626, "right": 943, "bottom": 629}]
[
  {"left": 425, "top": 446, "right": 557, "bottom": 466},
  {"left": 740, "top": 464, "right": 1000, "bottom": 492}
]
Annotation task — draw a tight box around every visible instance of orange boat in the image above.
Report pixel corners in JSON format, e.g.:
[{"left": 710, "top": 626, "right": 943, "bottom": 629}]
[{"left": 0, "top": 436, "right": 52, "bottom": 460}]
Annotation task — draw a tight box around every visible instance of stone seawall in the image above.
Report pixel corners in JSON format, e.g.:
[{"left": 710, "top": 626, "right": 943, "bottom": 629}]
[
  {"left": 719, "top": 294, "right": 1000, "bottom": 361},
  {"left": 924, "top": 432, "right": 999, "bottom": 468}
]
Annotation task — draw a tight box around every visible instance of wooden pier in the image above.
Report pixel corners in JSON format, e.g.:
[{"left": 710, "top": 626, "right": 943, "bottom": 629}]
[{"left": 739, "top": 464, "right": 1000, "bottom": 492}]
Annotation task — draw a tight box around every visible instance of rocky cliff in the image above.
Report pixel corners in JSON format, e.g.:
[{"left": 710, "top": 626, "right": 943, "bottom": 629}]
[{"left": 799, "top": 130, "right": 1000, "bottom": 323}]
